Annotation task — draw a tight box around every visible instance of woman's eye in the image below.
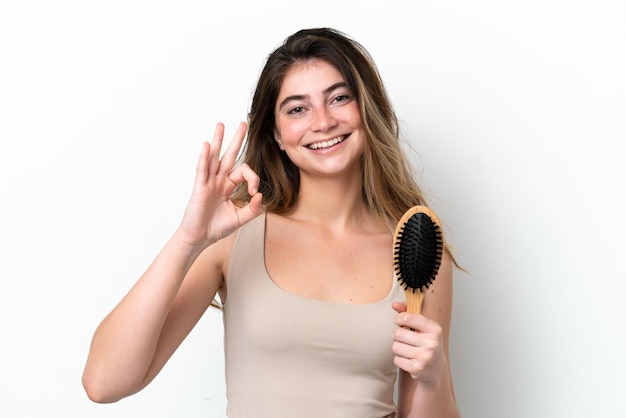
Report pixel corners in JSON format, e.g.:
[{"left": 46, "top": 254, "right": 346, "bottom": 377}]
[
  {"left": 333, "top": 94, "right": 351, "bottom": 104},
  {"left": 287, "top": 106, "right": 304, "bottom": 114}
]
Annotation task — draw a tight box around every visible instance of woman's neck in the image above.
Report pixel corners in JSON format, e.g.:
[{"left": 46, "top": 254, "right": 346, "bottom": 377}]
[{"left": 287, "top": 174, "right": 376, "bottom": 230}]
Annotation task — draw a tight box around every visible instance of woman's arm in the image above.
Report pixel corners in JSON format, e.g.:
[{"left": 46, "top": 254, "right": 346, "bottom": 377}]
[
  {"left": 81, "top": 122, "right": 263, "bottom": 403},
  {"left": 81, "top": 233, "right": 225, "bottom": 403},
  {"left": 393, "top": 254, "right": 460, "bottom": 418}
]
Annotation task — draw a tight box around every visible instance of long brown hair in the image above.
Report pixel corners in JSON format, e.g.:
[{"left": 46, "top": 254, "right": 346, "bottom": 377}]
[
  {"left": 230, "top": 28, "right": 461, "bottom": 270},
  {"left": 233, "top": 27, "right": 428, "bottom": 222}
]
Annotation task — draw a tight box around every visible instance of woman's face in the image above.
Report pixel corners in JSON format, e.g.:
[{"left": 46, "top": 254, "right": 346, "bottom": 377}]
[{"left": 273, "top": 59, "right": 364, "bottom": 179}]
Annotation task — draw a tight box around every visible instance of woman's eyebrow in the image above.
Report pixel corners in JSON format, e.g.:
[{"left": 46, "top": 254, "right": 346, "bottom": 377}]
[
  {"left": 278, "top": 94, "right": 307, "bottom": 110},
  {"left": 277, "top": 82, "right": 348, "bottom": 110},
  {"left": 323, "top": 81, "right": 348, "bottom": 96}
]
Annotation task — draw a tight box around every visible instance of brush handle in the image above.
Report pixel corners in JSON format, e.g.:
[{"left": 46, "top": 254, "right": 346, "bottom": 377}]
[{"left": 405, "top": 290, "right": 425, "bottom": 314}]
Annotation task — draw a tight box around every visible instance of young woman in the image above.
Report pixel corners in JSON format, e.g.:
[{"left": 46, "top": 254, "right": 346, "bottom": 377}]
[{"left": 82, "top": 28, "right": 460, "bottom": 418}]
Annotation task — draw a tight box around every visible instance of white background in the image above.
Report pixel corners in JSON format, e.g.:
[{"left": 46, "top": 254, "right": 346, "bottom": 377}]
[{"left": 1, "top": 1, "right": 625, "bottom": 417}]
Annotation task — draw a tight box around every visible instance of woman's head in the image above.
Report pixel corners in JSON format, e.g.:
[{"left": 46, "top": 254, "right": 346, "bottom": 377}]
[{"left": 235, "top": 28, "right": 426, "bottom": 221}]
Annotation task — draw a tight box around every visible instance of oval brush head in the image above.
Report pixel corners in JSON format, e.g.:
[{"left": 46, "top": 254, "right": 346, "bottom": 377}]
[{"left": 393, "top": 205, "right": 444, "bottom": 314}]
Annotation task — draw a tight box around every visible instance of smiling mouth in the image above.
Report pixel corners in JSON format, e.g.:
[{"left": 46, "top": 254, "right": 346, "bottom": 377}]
[{"left": 306, "top": 135, "right": 347, "bottom": 150}]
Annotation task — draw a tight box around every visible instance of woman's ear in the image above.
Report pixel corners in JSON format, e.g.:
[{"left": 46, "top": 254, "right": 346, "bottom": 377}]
[{"left": 274, "top": 130, "right": 284, "bottom": 150}]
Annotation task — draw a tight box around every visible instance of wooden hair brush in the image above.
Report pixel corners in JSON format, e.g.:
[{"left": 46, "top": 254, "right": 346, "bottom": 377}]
[{"left": 393, "top": 205, "right": 444, "bottom": 314}]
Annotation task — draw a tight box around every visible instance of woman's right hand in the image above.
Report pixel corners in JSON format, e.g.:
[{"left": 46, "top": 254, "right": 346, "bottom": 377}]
[{"left": 177, "top": 121, "right": 263, "bottom": 248}]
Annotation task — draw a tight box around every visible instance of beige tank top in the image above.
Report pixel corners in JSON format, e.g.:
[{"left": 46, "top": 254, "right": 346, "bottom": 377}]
[{"left": 222, "top": 212, "right": 405, "bottom": 418}]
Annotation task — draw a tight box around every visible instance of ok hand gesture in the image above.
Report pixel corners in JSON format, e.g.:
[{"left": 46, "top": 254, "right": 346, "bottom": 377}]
[{"left": 177, "top": 122, "right": 263, "bottom": 249}]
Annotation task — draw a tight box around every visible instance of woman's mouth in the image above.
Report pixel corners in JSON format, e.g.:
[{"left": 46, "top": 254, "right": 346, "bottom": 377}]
[{"left": 306, "top": 135, "right": 347, "bottom": 150}]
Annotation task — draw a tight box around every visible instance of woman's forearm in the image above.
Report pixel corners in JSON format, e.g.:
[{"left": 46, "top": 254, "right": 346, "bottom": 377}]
[
  {"left": 81, "top": 230, "right": 207, "bottom": 403},
  {"left": 400, "top": 362, "right": 460, "bottom": 418}
]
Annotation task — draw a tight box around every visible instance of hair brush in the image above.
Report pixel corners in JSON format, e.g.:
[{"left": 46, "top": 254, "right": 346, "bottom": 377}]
[{"left": 393, "top": 205, "right": 444, "bottom": 314}]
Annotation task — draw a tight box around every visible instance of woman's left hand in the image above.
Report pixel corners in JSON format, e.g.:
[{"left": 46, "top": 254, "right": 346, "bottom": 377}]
[{"left": 391, "top": 301, "right": 447, "bottom": 386}]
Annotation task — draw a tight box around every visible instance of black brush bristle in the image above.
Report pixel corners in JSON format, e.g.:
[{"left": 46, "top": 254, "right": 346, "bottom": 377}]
[{"left": 393, "top": 210, "right": 443, "bottom": 294}]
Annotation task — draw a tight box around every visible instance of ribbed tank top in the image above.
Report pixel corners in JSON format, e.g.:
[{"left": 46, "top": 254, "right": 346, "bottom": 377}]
[{"left": 223, "top": 212, "right": 405, "bottom": 417}]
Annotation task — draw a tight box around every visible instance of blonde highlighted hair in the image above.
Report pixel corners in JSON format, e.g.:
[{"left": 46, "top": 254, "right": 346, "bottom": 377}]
[{"left": 232, "top": 27, "right": 458, "bottom": 265}]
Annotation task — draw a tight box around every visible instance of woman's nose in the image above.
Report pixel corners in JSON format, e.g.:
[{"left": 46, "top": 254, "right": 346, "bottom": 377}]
[{"left": 311, "top": 107, "right": 337, "bottom": 132}]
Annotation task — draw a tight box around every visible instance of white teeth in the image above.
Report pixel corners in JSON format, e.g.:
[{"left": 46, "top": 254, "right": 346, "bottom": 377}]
[{"left": 308, "top": 136, "right": 345, "bottom": 150}]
